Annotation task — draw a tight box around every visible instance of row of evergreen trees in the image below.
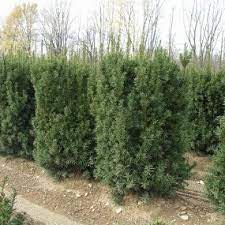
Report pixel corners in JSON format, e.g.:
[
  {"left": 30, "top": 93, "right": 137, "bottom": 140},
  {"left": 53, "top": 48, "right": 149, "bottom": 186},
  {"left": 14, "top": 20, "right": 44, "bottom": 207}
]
[{"left": 0, "top": 51, "right": 225, "bottom": 209}]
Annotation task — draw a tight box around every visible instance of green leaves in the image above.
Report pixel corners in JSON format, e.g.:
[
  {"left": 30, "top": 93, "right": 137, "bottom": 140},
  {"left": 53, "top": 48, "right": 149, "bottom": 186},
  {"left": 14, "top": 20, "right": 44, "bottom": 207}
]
[
  {"left": 186, "top": 68, "right": 225, "bottom": 153},
  {"left": 0, "top": 178, "right": 25, "bottom": 225},
  {"left": 95, "top": 50, "right": 191, "bottom": 200},
  {"left": 31, "top": 56, "right": 95, "bottom": 177},
  {"left": 0, "top": 54, "right": 34, "bottom": 158},
  {"left": 0, "top": 51, "right": 192, "bottom": 202},
  {"left": 205, "top": 115, "right": 225, "bottom": 213}
]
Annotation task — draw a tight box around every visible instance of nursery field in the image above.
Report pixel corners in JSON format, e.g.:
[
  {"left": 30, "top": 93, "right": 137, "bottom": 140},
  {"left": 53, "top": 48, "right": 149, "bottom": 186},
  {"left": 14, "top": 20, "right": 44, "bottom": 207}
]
[
  {"left": 0, "top": 153, "right": 224, "bottom": 225},
  {"left": 2, "top": 0, "right": 225, "bottom": 224}
]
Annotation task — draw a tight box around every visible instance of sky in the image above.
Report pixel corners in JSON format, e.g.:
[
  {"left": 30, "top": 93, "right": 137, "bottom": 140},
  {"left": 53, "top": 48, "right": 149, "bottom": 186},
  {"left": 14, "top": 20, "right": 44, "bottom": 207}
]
[{"left": 0, "top": 0, "right": 222, "bottom": 52}]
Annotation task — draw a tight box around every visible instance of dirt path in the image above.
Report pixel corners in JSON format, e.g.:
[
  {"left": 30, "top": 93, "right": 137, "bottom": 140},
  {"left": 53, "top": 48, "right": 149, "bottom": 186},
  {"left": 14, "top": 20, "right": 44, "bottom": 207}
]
[
  {"left": 0, "top": 154, "right": 224, "bottom": 225},
  {"left": 15, "top": 195, "right": 80, "bottom": 225}
]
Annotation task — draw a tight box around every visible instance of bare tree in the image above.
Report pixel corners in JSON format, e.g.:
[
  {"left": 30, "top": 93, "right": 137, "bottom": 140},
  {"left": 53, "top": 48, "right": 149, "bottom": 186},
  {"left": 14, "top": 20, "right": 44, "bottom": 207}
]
[
  {"left": 40, "top": 0, "right": 73, "bottom": 55},
  {"left": 219, "top": 31, "right": 225, "bottom": 68},
  {"left": 18, "top": 3, "right": 38, "bottom": 53},
  {"left": 77, "top": 24, "right": 98, "bottom": 61},
  {"left": 92, "top": 1, "right": 108, "bottom": 58},
  {"left": 168, "top": 7, "right": 175, "bottom": 58},
  {"left": 85, "top": 0, "right": 124, "bottom": 59},
  {"left": 75, "top": 0, "right": 163, "bottom": 59},
  {"left": 184, "top": 0, "right": 223, "bottom": 66},
  {"left": 139, "top": 0, "right": 164, "bottom": 55},
  {"left": 120, "top": 0, "right": 136, "bottom": 55}
]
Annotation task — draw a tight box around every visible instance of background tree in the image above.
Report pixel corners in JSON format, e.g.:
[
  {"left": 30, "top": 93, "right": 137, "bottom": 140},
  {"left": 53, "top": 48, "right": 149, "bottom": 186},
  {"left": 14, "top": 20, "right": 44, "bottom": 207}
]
[
  {"left": 184, "top": 0, "right": 223, "bottom": 67},
  {"left": 0, "top": 3, "right": 38, "bottom": 54},
  {"left": 40, "top": 0, "right": 73, "bottom": 55},
  {"left": 139, "top": 0, "right": 163, "bottom": 55},
  {"left": 168, "top": 8, "right": 175, "bottom": 58}
]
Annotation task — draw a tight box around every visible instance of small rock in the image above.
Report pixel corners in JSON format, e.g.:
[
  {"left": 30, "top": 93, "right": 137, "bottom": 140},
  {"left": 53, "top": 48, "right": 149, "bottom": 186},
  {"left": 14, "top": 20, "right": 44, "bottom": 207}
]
[
  {"left": 197, "top": 180, "right": 204, "bottom": 185},
  {"left": 88, "top": 183, "right": 93, "bottom": 188},
  {"left": 84, "top": 192, "right": 88, "bottom": 197},
  {"left": 180, "top": 206, "right": 187, "bottom": 211},
  {"left": 105, "top": 202, "right": 110, "bottom": 206},
  {"left": 137, "top": 201, "right": 142, "bottom": 205},
  {"left": 116, "top": 207, "right": 123, "bottom": 214},
  {"left": 76, "top": 193, "right": 82, "bottom": 198},
  {"left": 179, "top": 214, "right": 189, "bottom": 221}
]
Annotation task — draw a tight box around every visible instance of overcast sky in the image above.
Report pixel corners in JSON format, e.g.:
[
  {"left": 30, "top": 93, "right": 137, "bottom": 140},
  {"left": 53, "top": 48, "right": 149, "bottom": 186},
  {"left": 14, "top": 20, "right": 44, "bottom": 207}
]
[{"left": 0, "top": 0, "right": 223, "bottom": 52}]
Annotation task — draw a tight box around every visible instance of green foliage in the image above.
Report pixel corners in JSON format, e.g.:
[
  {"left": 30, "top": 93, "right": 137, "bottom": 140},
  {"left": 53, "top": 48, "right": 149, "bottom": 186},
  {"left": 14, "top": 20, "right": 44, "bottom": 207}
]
[
  {"left": 0, "top": 178, "right": 25, "bottom": 225},
  {"left": 132, "top": 50, "right": 191, "bottom": 196},
  {"left": 186, "top": 67, "right": 225, "bottom": 153},
  {"left": 150, "top": 220, "right": 167, "bottom": 225},
  {"left": 95, "top": 50, "right": 191, "bottom": 200},
  {"left": 180, "top": 48, "right": 192, "bottom": 72},
  {"left": 205, "top": 117, "right": 225, "bottom": 213},
  {"left": 94, "top": 53, "right": 136, "bottom": 197},
  {"left": 31, "top": 56, "right": 95, "bottom": 178},
  {"left": 0, "top": 54, "right": 34, "bottom": 158}
]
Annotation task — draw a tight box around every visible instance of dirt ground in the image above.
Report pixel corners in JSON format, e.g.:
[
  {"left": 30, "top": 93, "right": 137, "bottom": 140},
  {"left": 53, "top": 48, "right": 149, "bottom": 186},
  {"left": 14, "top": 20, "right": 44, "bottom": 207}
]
[{"left": 0, "top": 153, "right": 224, "bottom": 225}]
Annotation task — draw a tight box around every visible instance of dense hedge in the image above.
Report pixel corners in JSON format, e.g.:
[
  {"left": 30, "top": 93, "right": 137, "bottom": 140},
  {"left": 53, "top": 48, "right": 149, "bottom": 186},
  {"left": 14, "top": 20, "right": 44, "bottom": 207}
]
[
  {"left": 206, "top": 116, "right": 225, "bottom": 213},
  {"left": 186, "top": 68, "right": 225, "bottom": 153},
  {"left": 95, "top": 50, "right": 191, "bottom": 199},
  {"left": 3, "top": 50, "right": 225, "bottom": 201},
  {"left": 0, "top": 55, "right": 34, "bottom": 158},
  {"left": 31, "top": 56, "right": 95, "bottom": 177}
]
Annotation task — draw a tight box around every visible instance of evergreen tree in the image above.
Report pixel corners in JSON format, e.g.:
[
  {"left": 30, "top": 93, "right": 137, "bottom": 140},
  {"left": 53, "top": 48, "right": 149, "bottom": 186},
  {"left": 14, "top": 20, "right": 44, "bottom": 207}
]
[
  {"left": 95, "top": 54, "right": 137, "bottom": 198},
  {"left": 31, "top": 56, "right": 95, "bottom": 177},
  {"left": 132, "top": 50, "right": 190, "bottom": 195},
  {"left": 206, "top": 116, "right": 225, "bottom": 213},
  {"left": 0, "top": 54, "right": 34, "bottom": 158},
  {"left": 95, "top": 50, "right": 191, "bottom": 200},
  {"left": 186, "top": 68, "right": 225, "bottom": 153}
]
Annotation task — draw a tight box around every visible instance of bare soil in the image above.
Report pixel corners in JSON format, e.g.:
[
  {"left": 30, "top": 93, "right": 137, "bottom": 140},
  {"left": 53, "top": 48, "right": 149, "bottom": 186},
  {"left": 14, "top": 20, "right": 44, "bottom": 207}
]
[{"left": 0, "top": 153, "right": 224, "bottom": 225}]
